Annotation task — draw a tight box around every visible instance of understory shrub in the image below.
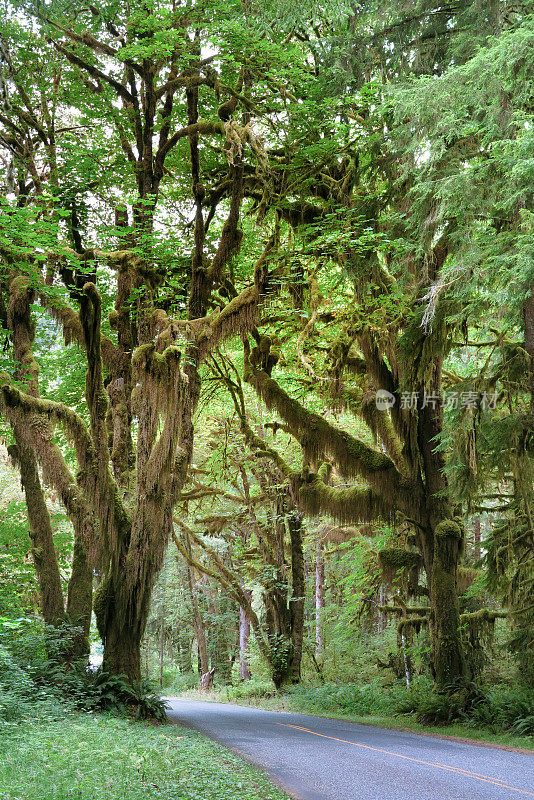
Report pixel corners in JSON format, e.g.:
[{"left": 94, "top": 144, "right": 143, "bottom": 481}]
[
  {"left": 228, "top": 680, "right": 277, "bottom": 700},
  {"left": 468, "top": 688, "right": 534, "bottom": 734},
  {"left": 397, "top": 681, "right": 534, "bottom": 732},
  {"left": 168, "top": 671, "right": 199, "bottom": 694},
  {"left": 288, "top": 679, "right": 405, "bottom": 716},
  {"left": 34, "top": 664, "right": 168, "bottom": 721},
  {"left": 284, "top": 678, "right": 534, "bottom": 735},
  {"left": 0, "top": 618, "right": 167, "bottom": 721}
]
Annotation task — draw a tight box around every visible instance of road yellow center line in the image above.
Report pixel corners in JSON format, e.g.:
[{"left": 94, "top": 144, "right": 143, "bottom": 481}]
[{"left": 275, "top": 722, "right": 534, "bottom": 796}]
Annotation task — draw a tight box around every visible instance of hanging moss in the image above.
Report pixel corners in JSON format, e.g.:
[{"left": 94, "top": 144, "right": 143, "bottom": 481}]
[
  {"left": 293, "top": 473, "right": 390, "bottom": 524},
  {"left": 400, "top": 299, "right": 451, "bottom": 387},
  {"left": 196, "top": 285, "right": 260, "bottom": 361},
  {"left": 93, "top": 577, "right": 114, "bottom": 641},
  {"left": 323, "top": 525, "right": 376, "bottom": 544},
  {"left": 398, "top": 614, "right": 429, "bottom": 636},
  {"left": 379, "top": 547, "right": 422, "bottom": 583},
  {"left": 244, "top": 338, "right": 412, "bottom": 514},
  {"left": 457, "top": 566, "right": 481, "bottom": 593},
  {"left": 459, "top": 609, "right": 507, "bottom": 678}
]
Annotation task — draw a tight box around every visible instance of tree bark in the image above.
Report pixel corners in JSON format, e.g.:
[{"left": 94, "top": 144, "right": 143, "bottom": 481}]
[
  {"left": 66, "top": 535, "right": 93, "bottom": 652},
  {"left": 289, "top": 511, "right": 305, "bottom": 683},
  {"left": 417, "top": 366, "right": 465, "bottom": 690},
  {"left": 315, "top": 536, "right": 325, "bottom": 661},
  {"left": 8, "top": 277, "right": 92, "bottom": 656},
  {"left": 102, "top": 613, "right": 142, "bottom": 680},
  {"left": 239, "top": 587, "right": 252, "bottom": 680},
  {"left": 378, "top": 584, "right": 386, "bottom": 635},
  {"left": 185, "top": 552, "right": 209, "bottom": 674},
  {"left": 14, "top": 438, "right": 65, "bottom": 627},
  {"left": 523, "top": 285, "right": 534, "bottom": 414},
  {"left": 473, "top": 516, "right": 481, "bottom": 562},
  {"left": 429, "top": 520, "right": 465, "bottom": 690},
  {"left": 177, "top": 632, "right": 193, "bottom": 673}
]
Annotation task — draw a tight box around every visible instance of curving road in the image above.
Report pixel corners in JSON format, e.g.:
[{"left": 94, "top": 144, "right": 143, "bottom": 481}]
[{"left": 166, "top": 699, "right": 534, "bottom": 800}]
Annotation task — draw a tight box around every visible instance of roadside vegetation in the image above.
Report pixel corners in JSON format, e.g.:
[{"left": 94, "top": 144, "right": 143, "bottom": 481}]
[
  {"left": 179, "top": 679, "right": 534, "bottom": 750},
  {"left": 0, "top": 620, "right": 289, "bottom": 800},
  {"left": 0, "top": 706, "right": 289, "bottom": 800}
]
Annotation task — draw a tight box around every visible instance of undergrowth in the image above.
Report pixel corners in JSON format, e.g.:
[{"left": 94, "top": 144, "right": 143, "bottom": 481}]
[
  {"left": 0, "top": 704, "right": 290, "bottom": 800},
  {"left": 0, "top": 618, "right": 166, "bottom": 723}
]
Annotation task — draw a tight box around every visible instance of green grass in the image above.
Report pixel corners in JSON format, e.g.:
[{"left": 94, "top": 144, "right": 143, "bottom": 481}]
[
  {"left": 0, "top": 706, "right": 290, "bottom": 800},
  {"left": 178, "top": 682, "right": 534, "bottom": 752}
]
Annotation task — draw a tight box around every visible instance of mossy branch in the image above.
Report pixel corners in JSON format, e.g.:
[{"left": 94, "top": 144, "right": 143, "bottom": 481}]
[
  {"left": 378, "top": 547, "right": 422, "bottom": 584},
  {"left": 0, "top": 378, "right": 130, "bottom": 564},
  {"left": 244, "top": 342, "right": 409, "bottom": 508},
  {"left": 292, "top": 472, "right": 391, "bottom": 524}
]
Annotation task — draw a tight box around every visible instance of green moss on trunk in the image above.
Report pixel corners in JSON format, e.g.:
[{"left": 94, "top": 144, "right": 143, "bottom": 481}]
[{"left": 430, "top": 520, "right": 465, "bottom": 690}]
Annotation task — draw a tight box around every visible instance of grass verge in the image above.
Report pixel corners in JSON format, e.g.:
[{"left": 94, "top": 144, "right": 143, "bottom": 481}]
[
  {"left": 0, "top": 704, "right": 290, "bottom": 800},
  {"left": 178, "top": 685, "right": 534, "bottom": 752}
]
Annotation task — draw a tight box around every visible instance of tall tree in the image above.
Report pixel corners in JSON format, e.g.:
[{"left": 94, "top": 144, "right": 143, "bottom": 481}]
[{"left": 0, "top": 0, "right": 304, "bottom": 679}]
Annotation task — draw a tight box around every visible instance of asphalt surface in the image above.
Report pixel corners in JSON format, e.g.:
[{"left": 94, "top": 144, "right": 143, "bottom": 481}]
[{"left": 165, "top": 698, "right": 534, "bottom": 800}]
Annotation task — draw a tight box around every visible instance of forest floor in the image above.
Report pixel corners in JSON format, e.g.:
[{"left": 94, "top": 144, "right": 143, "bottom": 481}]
[
  {"left": 0, "top": 704, "right": 290, "bottom": 800},
  {"left": 177, "top": 687, "right": 534, "bottom": 753}
]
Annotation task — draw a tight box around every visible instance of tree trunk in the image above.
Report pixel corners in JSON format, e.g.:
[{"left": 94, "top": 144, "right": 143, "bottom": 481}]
[
  {"left": 207, "top": 584, "right": 233, "bottom": 684},
  {"left": 378, "top": 584, "right": 386, "bottom": 635},
  {"left": 473, "top": 516, "right": 481, "bottom": 562},
  {"left": 159, "top": 575, "right": 166, "bottom": 690},
  {"left": 102, "top": 612, "right": 142, "bottom": 681},
  {"left": 429, "top": 520, "right": 465, "bottom": 690},
  {"left": 94, "top": 564, "right": 151, "bottom": 682},
  {"left": 66, "top": 536, "right": 93, "bottom": 656},
  {"left": 14, "top": 439, "right": 65, "bottom": 627},
  {"left": 160, "top": 622, "right": 165, "bottom": 690},
  {"left": 8, "top": 280, "right": 65, "bottom": 629},
  {"left": 8, "top": 278, "right": 91, "bottom": 657},
  {"left": 239, "top": 588, "right": 252, "bottom": 680},
  {"left": 418, "top": 368, "right": 465, "bottom": 691},
  {"left": 315, "top": 536, "right": 325, "bottom": 662},
  {"left": 289, "top": 511, "right": 305, "bottom": 683},
  {"left": 177, "top": 631, "right": 193, "bottom": 673},
  {"left": 523, "top": 285, "right": 534, "bottom": 416},
  {"left": 186, "top": 560, "right": 208, "bottom": 675}
]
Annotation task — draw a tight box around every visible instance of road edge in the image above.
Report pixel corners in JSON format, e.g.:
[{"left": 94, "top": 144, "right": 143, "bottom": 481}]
[{"left": 166, "top": 695, "right": 534, "bottom": 755}]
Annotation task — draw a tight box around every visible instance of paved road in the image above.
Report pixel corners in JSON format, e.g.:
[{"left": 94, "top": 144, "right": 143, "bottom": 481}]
[{"left": 166, "top": 699, "right": 534, "bottom": 800}]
